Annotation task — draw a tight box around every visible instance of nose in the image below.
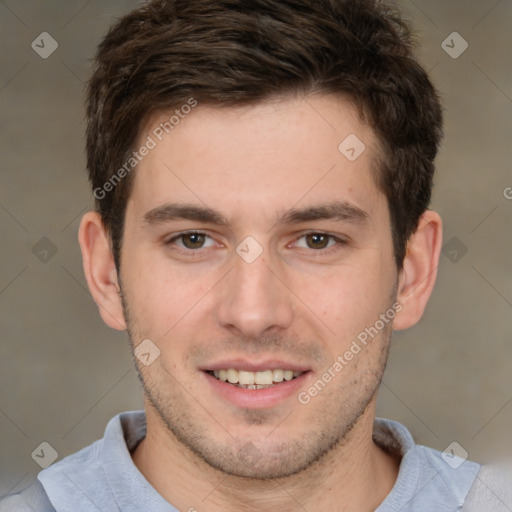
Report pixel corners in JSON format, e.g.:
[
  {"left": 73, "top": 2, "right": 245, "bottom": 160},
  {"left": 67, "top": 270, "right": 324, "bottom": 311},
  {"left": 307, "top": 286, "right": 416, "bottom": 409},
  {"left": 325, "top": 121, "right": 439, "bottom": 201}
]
[{"left": 215, "top": 250, "right": 294, "bottom": 339}]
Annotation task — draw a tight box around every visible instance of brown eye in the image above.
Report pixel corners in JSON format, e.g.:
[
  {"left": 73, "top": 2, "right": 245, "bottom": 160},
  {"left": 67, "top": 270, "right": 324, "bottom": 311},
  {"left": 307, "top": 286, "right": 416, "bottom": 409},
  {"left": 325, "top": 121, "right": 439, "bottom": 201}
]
[
  {"left": 181, "top": 233, "right": 206, "bottom": 249},
  {"left": 166, "top": 231, "right": 218, "bottom": 252},
  {"left": 305, "top": 233, "right": 330, "bottom": 249}
]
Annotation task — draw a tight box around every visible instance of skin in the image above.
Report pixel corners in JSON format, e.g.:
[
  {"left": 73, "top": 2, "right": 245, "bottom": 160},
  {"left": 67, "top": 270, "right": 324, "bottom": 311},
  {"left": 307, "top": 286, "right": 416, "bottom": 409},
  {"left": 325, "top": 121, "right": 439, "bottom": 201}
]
[{"left": 79, "top": 94, "right": 442, "bottom": 511}]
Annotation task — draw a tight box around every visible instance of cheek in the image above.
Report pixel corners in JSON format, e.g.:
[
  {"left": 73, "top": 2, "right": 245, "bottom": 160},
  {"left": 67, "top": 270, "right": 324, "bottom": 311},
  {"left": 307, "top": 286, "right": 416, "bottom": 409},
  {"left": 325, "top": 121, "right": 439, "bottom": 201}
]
[
  {"left": 296, "top": 261, "right": 392, "bottom": 339},
  {"left": 122, "top": 252, "right": 219, "bottom": 334}
]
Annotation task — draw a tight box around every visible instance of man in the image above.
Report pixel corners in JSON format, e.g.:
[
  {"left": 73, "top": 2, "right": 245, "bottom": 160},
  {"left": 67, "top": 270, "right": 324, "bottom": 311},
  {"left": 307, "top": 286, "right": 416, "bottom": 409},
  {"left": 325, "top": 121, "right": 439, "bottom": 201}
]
[{"left": 1, "top": 0, "right": 484, "bottom": 510}]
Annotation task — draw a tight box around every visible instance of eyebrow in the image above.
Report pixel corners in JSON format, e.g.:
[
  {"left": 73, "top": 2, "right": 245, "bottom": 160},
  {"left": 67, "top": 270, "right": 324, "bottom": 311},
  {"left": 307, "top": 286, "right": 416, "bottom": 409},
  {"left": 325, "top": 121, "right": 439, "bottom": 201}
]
[
  {"left": 142, "top": 201, "right": 369, "bottom": 228},
  {"left": 143, "top": 203, "right": 228, "bottom": 226},
  {"left": 278, "top": 201, "right": 369, "bottom": 226}
]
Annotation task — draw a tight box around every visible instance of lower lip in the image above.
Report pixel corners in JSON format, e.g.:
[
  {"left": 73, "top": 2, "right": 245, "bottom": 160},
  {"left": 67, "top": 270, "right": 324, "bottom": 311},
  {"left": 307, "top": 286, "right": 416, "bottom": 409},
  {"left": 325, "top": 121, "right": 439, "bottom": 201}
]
[{"left": 202, "top": 371, "right": 311, "bottom": 409}]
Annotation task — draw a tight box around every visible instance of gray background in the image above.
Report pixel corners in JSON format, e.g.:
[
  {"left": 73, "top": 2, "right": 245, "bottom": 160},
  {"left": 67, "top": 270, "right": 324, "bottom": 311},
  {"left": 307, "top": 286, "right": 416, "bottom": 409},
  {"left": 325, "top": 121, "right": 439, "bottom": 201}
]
[{"left": 1, "top": 0, "right": 511, "bottom": 497}]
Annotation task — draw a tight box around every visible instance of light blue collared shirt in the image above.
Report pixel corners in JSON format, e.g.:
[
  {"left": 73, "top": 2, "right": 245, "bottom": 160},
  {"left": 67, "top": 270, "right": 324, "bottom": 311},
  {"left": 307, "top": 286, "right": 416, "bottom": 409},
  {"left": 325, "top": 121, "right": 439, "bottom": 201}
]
[{"left": 1, "top": 410, "right": 482, "bottom": 511}]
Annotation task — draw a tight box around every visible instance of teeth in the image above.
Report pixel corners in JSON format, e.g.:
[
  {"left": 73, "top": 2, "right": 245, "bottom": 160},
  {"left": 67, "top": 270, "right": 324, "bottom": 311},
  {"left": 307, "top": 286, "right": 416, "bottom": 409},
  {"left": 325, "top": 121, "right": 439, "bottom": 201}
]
[
  {"left": 227, "top": 369, "right": 238, "bottom": 384},
  {"left": 255, "top": 370, "right": 273, "bottom": 385},
  {"left": 236, "top": 384, "right": 272, "bottom": 389},
  {"left": 210, "top": 368, "right": 303, "bottom": 386},
  {"left": 272, "top": 369, "right": 284, "bottom": 382},
  {"left": 239, "top": 370, "right": 255, "bottom": 385}
]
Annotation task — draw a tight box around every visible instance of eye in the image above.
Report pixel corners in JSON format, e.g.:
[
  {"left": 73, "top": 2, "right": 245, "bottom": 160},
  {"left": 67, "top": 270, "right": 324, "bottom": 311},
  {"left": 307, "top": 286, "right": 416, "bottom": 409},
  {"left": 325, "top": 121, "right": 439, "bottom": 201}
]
[
  {"left": 293, "top": 233, "right": 342, "bottom": 250},
  {"left": 167, "top": 231, "right": 216, "bottom": 250}
]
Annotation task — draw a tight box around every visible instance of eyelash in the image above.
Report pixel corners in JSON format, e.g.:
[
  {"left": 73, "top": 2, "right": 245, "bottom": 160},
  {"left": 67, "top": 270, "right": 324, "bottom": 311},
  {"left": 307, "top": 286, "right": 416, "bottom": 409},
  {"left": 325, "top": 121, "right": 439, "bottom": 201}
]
[{"left": 165, "top": 230, "right": 347, "bottom": 255}]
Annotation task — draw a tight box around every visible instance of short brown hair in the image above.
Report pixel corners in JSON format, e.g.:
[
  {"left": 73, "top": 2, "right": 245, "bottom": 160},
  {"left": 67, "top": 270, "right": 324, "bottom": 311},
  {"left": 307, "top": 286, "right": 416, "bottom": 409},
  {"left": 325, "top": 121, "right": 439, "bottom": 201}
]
[{"left": 86, "top": 0, "right": 443, "bottom": 270}]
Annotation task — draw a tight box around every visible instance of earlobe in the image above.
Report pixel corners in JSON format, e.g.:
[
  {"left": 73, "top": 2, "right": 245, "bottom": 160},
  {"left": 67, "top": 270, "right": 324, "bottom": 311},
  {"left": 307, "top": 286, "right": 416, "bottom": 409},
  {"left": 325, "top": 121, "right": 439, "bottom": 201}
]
[
  {"left": 78, "top": 211, "right": 127, "bottom": 331},
  {"left": 393, "top": 210, "right": 443, "bottom": 331}
]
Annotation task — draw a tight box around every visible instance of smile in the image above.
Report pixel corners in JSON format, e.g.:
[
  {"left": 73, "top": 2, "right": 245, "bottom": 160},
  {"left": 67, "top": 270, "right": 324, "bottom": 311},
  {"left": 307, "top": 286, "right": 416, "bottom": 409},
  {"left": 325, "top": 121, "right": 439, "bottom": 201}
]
[{"left": 207, "top": 369, "right": 304, "bottom": 389}]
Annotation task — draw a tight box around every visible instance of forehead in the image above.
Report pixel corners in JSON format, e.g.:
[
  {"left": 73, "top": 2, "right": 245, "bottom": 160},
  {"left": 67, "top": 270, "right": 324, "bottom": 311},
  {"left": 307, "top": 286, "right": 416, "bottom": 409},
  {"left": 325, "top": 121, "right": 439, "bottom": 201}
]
[{"left": 128, "top": 94, "right": 386, "bottom": 226}]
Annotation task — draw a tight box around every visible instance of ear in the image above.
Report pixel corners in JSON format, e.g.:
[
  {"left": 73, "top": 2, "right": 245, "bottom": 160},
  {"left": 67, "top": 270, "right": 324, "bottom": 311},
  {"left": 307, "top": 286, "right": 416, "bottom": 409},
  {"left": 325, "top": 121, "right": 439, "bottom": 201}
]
[
  {"left": 78, "top": 211, "right": 127, "bottom": 331},
  {"left": 393, "top": 210, "right": 443, "bottom": 331}
]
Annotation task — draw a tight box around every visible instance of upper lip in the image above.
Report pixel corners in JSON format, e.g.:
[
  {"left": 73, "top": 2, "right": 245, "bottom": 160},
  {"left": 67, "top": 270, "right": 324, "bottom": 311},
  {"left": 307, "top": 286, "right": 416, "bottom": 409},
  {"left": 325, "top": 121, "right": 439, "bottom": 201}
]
[{"left": 200, "top": 359, "right": 311, "bottom": 373}]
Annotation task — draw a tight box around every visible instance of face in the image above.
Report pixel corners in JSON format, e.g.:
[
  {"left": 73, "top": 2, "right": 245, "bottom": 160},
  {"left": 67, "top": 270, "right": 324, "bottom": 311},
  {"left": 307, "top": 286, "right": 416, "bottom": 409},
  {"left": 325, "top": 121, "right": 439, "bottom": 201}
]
[{"left": 119, "top": 95, "right": 399, "bottom": 479}]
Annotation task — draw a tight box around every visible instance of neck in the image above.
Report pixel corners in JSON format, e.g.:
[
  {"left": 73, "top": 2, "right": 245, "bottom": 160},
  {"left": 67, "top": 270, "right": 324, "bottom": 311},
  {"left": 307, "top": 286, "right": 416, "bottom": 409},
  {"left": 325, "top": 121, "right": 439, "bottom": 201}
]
[{"left": 132, "top": 400, "right": 400, "bottom": 511}]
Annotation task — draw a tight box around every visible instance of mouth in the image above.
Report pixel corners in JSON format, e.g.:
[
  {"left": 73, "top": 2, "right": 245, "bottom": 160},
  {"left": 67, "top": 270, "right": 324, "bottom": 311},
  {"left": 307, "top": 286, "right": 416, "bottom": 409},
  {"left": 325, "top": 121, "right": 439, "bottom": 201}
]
[
  {"left": 205, "top": 368, "right": 305, "bottom": 389},
  {"left": 201, "top": 364, "right": 312, "bottom": 409}
]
